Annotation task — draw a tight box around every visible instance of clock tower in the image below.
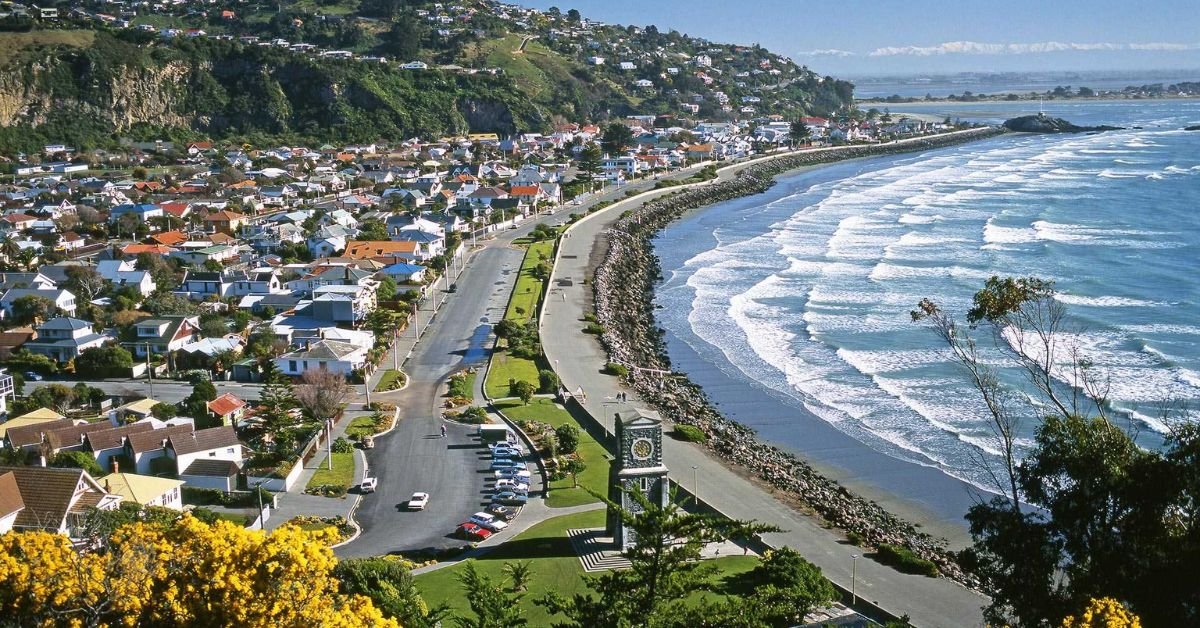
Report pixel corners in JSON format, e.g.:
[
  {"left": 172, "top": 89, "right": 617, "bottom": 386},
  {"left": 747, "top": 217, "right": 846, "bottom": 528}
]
[{"left": 608, "top": 409, "right": 670, "bottom": 551}]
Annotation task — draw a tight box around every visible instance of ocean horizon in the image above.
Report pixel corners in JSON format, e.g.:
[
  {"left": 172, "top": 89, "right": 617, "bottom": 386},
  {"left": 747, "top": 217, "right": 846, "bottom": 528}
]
[{"left": 652, "top": 99, "right": 1200, "bottom": 528}]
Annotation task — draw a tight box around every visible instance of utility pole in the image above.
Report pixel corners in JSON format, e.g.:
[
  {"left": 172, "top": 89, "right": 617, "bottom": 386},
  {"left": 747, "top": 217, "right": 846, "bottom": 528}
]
[
  {"left": 326, "top": 417, "right": 334, "bottom": 470},
  {"left": 144, "top": 343, "right": 154, "bottom": 399},
  {"left": 254, "top": 480, "right": 266, "bottom": 530}
]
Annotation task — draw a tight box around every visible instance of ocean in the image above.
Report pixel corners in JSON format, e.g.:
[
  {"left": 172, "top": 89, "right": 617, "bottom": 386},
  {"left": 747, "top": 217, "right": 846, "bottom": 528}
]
[{"left": 651, "top": 100, "right": 1200, "bottom": 522}]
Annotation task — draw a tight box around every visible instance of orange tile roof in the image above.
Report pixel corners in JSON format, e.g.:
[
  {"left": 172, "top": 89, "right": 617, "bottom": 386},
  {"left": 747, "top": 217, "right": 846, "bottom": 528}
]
[
  {"left": 343, "top": 241, "right": 418, "bottom": 259},
  {"left": 509, "top": 185, "right": 540, "bottom": 196},
  {"left": 202, "top": 210, "right": 246, "bottom": 222},
  {"left": 160, "top": 202, "right": 190, "bottom": 217},
  {"left": 123, "top": 244, "right": 174, "bottom": 256},
  {"left": 151, "top": 230, "right": 188, "bottom": 246},
  {"left": 207, "top": 393, "right": 246, "bottom": 417}
]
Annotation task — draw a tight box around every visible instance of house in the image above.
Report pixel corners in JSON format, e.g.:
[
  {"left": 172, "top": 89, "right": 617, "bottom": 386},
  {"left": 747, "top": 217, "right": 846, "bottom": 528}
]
[
  {"left": 81, "top": 423, "right": 157, "bottom": 472},
  {"left": 0, "top": 287, "right": 77, "bottom": 319},
  {"left": 108, "top": 398, "right": 163, "bottom": 425},
  {"left": 21, "top": 317, "right": 109, "bottom": 362},
  {"left": 206, "top": 393, "right": 247, "bottom": 428},
  {"left": 123, "top": 316, "right": 200, "bottom": 358},
  {"left": 3, "top": 417, "right": 80, "bottom": 453},
  {"left": 101, "top": 473, "right": 184, "bottom": 510},
  {"left": 275, "top": 339, "right": 368, "bottom": 376},
  {"left": 310, "top": 284, "right": 376, "bottom": 323},
  {"left": 381, "top": 262, "right": 428, "bottom": 283},
  {"left": 0, "top": 471, "right": 24, "bottom": 534},
  {"left": 389, "top": 230, "right": 445, "bottom": 257},
  {"left": 343, "top": 240, "right": 429, "bottom": 263},
  {"left": 109, "top": 203, "right": 163, "bottom": 224},
  {"left": 121, "top": 424, "right": 243, "bottom": 478},
  {"left": 178, "top": 271, "right": 241, "bottom": 299},
  {"left": 177, "top": 459, "right": 240, "bottom": 492},
  {"left": 229, "top": 269, "right": 286, "bottom": 297},
  {"left": 0, "top": 466, "right": 121, "bottom": 539},
  {"left": 170, "top": 244, "right": 238, "bottom": 266}
]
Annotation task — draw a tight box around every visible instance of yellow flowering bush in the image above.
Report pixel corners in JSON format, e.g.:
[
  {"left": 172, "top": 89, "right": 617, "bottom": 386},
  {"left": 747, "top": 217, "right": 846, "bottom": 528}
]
[
  {"left": 0, "top": 515, "right": 398, "bottom": 627},
  {"left": 1061, "top": 597, "right": 1143, "bottom": 628}
]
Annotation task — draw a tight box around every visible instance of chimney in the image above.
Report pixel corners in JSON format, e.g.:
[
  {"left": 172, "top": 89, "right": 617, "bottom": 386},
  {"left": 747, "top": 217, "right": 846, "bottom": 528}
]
[
  {"left": 111, "top": 458, "right": 119, "bottom": 474},
  {"left": 104, "top": 479, "right": 110, "bottom": 491}
]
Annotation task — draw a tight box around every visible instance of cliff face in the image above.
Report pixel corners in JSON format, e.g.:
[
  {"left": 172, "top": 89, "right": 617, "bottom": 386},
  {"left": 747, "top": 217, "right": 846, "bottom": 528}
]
[{"left": 0, "top": 33, "right": 536, "bottom": 150}]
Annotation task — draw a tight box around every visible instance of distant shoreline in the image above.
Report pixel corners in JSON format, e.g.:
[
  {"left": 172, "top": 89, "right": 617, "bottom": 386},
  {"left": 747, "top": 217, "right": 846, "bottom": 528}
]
[{"left": 858, "top": 94, "right": 1200, "bottom": 107}]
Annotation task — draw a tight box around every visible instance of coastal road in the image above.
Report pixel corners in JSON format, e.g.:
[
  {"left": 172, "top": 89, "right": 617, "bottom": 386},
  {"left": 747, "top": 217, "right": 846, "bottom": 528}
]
[
  {"left": 540, "top": 144, "right": 991, "bottom": 627},
  {"left": 341, "top": 167, "right": 714, "bottom": 555}
]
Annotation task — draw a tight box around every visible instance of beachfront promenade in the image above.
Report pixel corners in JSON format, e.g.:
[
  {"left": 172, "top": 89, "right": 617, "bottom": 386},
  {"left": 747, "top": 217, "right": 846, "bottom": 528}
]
[{"left": 540, "top": 147, "right": 990, "bottom": 627}]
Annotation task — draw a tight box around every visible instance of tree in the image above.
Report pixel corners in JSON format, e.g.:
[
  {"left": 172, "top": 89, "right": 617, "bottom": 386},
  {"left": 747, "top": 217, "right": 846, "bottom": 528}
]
[
  {"left": 10, "top": 294, "right": 57, "bottom": 325},
  {"left": 511, "top": 380, "right": 536, "bottom": 405},
  {"left": 788, "top": 120, "right": 810, "bottom": 148},
  {"left": 296, "top": 368, "right": 352, "bottom": 424},
  {"left": 75, "top": 345, "right": 134, "bottom": 377},
  {"left": 539, "top": 485, "right": 779, "bottom": 626},
  {"left": 64, "top": 265, "right": 106, "bottom": 301},
  {"left": 564, "top": 457, "right": 587, "bottom": 488},
  {"left": 357, "top": 219, "right": 390, "bottom": 241},
  {"left": 0, "top": 516, "right": 398, "bottom": 627},
  {"left": 747, "top": 547, "right": 836, "bottom": 624},
  {"left": 377, "top": 275, "right": 398, "bottom": 302},
  {"left": 199, "top": 312, "right": 229, "bottom": 338},
  {"left": 575, "top": 144, "right": 602, "bottom": 188},
  {"left": 501, "top": 561, "right": 533, "bottom": 593},
  {"left": 537, "top": 369, "right": 559, "bottom": 394},
  {"left": 601, "top": 122, "right": 635, "bottom": 156},
  {"left": 150, "top": 401, "right": 177, "bottom": 420},
  {"left": 554, "top": 423, "right": 579, "bottom": 455},
  {"left": 26, "top": 383, "right": 77, "bottom": 416},
  {"left": 183, "top": 380, "right": 219, "bottom": 427},
  {"left": 137, "top": 252, "right": 179, "bottom": 291},
  {"left": 257, "top": 363, "right": 300, "bottom": 435},
  {"left": 142, "top": 292, "right": 198, "bottom": 316},
  {"left": 1062, "top": 597, "right": 1143, "bottom": 628},
  {"left": 334, "top": 557, "right": 450, "bottom": 628},
  {"left": 50, "top": 450, "right": 104, "bottom": 476},
  {"left": 455, "top": 561, "right": 527, "bottom": 627}
]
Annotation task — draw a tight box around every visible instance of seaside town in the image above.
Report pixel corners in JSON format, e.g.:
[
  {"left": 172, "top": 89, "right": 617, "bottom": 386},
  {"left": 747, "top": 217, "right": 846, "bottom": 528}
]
[{"left": 0, "top": 0, "right": 1192, "bottom": 627}]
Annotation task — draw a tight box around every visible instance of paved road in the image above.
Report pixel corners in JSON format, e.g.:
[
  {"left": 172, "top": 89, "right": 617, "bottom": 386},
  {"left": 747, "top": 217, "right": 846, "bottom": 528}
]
[
  {"left": 341, "top": 170, "right": 714, "bottom": 555},
  {"left": 539, "top": 150, "right": 991, "bottom": 627},
  {"left": 26, "top": 379, "right": 264, "bottom": 404}
]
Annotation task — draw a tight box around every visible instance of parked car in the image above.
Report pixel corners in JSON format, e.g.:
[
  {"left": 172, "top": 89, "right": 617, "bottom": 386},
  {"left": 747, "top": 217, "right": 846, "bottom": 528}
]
[
  {"left": 362, "top": 436, "right": 375, "bottom": 449},
  {"left": 495, "top": 479, "right": 530, "bottom": 493},
  {"left": 408, "top": 492, "right": 429, "bottom": 510},
  {"left": 494, "top": 468, "right": 532, "bottom": 481},
  {"left": 488, "top": 441, "right": 522, "bottom": 451},
  {"left": 486, "top": 504, "right": 518, "bottom": 521},
  {"left": 447, "top": 283, "right": 458, "bottom": 293},
  {"left": 23, "top": 371, "right": 43, "bottom": 381},
  {"left": 492, "top": 491, "right": 528, "bottom": 507},
  {"left": 456, "top": 523, "right": 493, "bottom": 542},
  {"left": 360, "top": 477, "right": 378, "bottom": 493},
  {"left": 491, "top": 446, "right": 522, "bottom": 457},
  {"left": 490, "top": 459, "right": 528, "bottom": 471},
  {"left": 468, "top": 512, "right": 509, "bottom": 532}
]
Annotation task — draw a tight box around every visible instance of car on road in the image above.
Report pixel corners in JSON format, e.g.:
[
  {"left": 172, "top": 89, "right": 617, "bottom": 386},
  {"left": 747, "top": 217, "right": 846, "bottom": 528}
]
[
  {"left": 494, "top": 469, "right": 532, "bottom": 481},
  {"left": 488, "top": 440, "right": 522, "bottom": 451},
  {"left": 408, "top": 492, "right": 429, "bottom": 510},
  {"left": 490, "top": 459, "right": 528, "bottom": 471},
  {"left": 23, "top": 371, "right": 43, "bottom": 381},
  {"left": 486, "top": 504, "right": 518, "bottom": 521},
  {"left": 360, "top": 477, "right": 378, "bottom": 493},
  {"left": 491, "top": 445, "right": 522, "bottom": 457},
  {"left": 447, "top": 283, "right": 457, "bottom": 293},
  {"left": 495, "top": 479, "right": 529, "bottom": 493},
  {"left": 456, "top": 522, "right": 493, "bottom": 542},
  {"left": 492, "top": 491, "right": 528, "bottom": 507},
  {"left": 362, "top": 436, "right": 375, "bottom": 449},
  {"left": 468, "top": 512, "right": 509, "bottom": 532},
  {"left": 491, "top": 450, "right": 523, "bottom": 461}
]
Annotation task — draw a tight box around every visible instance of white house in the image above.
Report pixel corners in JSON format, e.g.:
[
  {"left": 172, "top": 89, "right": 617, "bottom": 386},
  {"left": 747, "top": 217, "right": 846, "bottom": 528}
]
[
  {"left": 274, "top": 340, "right": 368, "bottom": 376},
  {"left": 100, "top": 473, "right": 185, "bottom": 511}
]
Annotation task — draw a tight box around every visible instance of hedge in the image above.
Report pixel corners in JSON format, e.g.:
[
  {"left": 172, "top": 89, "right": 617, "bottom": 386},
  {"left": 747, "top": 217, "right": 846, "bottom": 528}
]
[{"left": 875, "top": 543, "right": 939, "bottom": 577}]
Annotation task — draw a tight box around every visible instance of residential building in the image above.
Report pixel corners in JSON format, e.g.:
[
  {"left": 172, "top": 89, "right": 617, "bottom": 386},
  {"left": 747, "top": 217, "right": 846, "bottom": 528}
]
[
  {"left": 0, "top": 471, "right": 24, "bottom": 534},
  {"left": 22, "top": 317, "right": 109, "bottom": 362},
  {"left": 311, "top": 284, "right": 376, "bottom": 323},
  {"left": 275, "top": 339, "right": 368, "bottom": 376},
  {"left": 100, "top": 473, "right": 184, "bottom": 511},
  {"left": 123, "top": 316, "right": 201, "bottom": 358},
  {"left": 0, "top": 466, "right": 121, "bottom": 539},
  {"left": 206, "top": 393, "right": 247, "bottom": 428},
  {"left": 0, "top": 287, "right": 77, "bottom": 319}
]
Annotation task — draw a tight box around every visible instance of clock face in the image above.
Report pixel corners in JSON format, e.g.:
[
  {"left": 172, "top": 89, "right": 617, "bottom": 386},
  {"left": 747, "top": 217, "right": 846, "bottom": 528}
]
[{"left": 631, "top": 437, "right": 654, "bottom": 461}]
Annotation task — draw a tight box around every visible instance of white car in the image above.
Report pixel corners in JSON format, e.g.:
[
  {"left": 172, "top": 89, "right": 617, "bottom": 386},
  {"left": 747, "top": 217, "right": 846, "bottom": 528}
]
[
  {"left": 360, "top": 477, "right": 378, "bottom": 493},
  {"left": 409, "top": 492, "right": 429, "bottom": 510},
  {"left": 494, "top": 469, "right": 532, "bottom": 481},
  {"left": 468, "top": 512, "right": 509, "bottom": 532},
  {"left": 495, "top": 479, "right": 530, "bottom": 493}
]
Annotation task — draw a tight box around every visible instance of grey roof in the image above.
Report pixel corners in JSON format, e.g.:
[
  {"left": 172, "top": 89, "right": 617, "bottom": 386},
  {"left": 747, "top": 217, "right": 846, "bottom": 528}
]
[
  {"left": 38, "top": 317, "right": 91, "bottom": 331},
  {"left": 180, "top": 458, "right": 241, "bottom": 477},
  {"left": 286, "top": 339, "right": 361, "bottom": 360}
]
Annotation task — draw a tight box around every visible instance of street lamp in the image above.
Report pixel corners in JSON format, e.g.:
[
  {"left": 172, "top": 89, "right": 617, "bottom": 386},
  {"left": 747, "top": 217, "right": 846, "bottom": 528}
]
[
  {"left": 851, "top": 555, "right": 859, "bottom": 605},
  {"left": 691, "top": 465, "right": 699, "bottom": 505},
  {"left": 254, "top": 480, "right": 266, "bottom": 531}
]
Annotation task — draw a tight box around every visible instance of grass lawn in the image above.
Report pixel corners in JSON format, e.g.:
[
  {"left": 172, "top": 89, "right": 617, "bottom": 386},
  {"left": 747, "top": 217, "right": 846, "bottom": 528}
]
[
  {"left": 504, "top": 240, "right": 555, "bottom": 324},
  {"left": 0, "top": 31, "right": 95, "bottom": 66},
  {"left": 213, "top": 511, "right": 250, "bottom": 527},
  {"left": 413, "top": 509, "right": 760, "bottom": 624},
  {"left": 485, "top": 353, "right": 540, "bottom": 399},
  {"left": 374, "top": 369, "right": 406, "bottom": 392},
  {"left": 344, "top": 415, "right": 379, "bottom": 441},
  {"left": 497, "top": 399, "right": 610, "bottom": 508},
  {"left": 304, "top": 451, "right": 355, "bottom": 492}
]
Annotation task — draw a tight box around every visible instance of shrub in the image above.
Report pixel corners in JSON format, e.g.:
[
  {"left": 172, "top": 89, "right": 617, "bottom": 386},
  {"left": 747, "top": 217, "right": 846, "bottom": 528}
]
[
  {"left": 332, "top": 437, "right": 354, "bottom": 454},
  {"left": 456, "top": 406, "right": 488, "bottom": 424},
  {"left": 875, "top": 544, "right": 939, "bottom": 577},
  {"left": 673, "top": 424, "right": 707, "bottom": 443},
  {"left": 554, "top": 424, "right": 579, "bottom": 455},
  {"left": 846, "top": 531, "right": 866, "bottom": 547},
  {"left": 447, "top": 373, "right": 471, "bottom": 398},
  {"left": 583, "top": 322, "right": 604, "bottom": 335},
  {"left": 537, "top": 369, "right": 559, "bottom": 394},
  {"left": 604, "top": 362, "right": 629, "bottom": 377}
]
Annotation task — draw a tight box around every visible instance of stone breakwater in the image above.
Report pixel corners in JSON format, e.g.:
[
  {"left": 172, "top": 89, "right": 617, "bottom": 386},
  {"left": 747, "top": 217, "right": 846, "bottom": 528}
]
[{"left": 591, "top": 128, "right": 1005, "bottom": 588}]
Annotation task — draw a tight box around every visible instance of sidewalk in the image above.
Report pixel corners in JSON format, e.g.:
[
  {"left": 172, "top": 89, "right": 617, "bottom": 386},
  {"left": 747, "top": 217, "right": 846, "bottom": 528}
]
[
  {"left": 539, "top": 154, "right": 989, "bottom": 627},
  {"left": 265, "top": 409, "right": 373, "bottom": 531}
]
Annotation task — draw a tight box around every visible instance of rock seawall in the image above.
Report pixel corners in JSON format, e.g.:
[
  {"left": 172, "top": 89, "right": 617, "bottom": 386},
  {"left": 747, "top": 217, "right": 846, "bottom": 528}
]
[{"left": 591, "top": 128, "right": 1006, "bottom": 588}]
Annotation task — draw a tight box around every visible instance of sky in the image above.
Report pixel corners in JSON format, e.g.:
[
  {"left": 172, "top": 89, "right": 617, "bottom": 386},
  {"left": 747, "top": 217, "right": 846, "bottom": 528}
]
[{"left": 520, "top": 0, "right": 1200, "bottom": 77}]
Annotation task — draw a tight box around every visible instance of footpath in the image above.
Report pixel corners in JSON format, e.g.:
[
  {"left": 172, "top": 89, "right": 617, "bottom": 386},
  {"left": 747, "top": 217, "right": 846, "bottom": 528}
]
[{"left": 539, "top": 146, "right": 990, "bottom": 627}]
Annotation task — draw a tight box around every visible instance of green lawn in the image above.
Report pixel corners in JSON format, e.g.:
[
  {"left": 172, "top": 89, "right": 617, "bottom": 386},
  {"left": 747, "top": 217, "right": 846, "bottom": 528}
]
[
  {"left": 344, "top": 415, "right": 379, "bottom": 441},
  {"left": 496, "top": 399, "right": 610, "bottom": 508},
  {"left": 304, "top": 451, "right": 355, "bottom": 492},
  {"left": 0, "top": 31, "right": 95, "bottom": 67},
  {"left": 413, "top": 509, "right": 760, "bottom": 624},
  {"left": 485, "top": 353, "right": 541, "bottom": 399},
  {"left": 213, "top": 511, "right": 250, "bottom": 527},
  {"left": 374, "top": 369, "right": 406, "bottom": 392}
]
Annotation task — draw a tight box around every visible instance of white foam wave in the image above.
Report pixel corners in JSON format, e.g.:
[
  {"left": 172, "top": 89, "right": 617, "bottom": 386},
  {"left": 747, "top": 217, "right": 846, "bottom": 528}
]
[
  {"left": 1055, "top": 294, "right": 1162, "bottom": 307},
  {"left": 898, "top": 213, "right": 944, "bottom": 225}
]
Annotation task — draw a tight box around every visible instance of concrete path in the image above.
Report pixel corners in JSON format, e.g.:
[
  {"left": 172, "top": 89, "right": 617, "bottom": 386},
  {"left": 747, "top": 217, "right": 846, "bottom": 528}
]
[{"left": 539, "top": 153, "right": 990, "bottom": 627}]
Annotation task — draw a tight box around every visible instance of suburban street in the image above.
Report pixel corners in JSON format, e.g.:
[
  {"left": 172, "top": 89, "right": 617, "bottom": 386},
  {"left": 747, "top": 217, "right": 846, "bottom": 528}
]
[{"left": 26, "top": 378, "right": 264, "bottom": 404}]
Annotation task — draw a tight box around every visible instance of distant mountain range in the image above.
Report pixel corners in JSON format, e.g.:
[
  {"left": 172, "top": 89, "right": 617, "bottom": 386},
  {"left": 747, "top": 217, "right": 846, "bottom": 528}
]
[{"left": 0, "top": 0, "right": 854, "bottom": 153}]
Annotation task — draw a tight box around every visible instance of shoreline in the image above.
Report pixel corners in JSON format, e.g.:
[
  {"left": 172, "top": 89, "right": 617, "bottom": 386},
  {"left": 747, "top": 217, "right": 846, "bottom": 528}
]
[
  {"left": 589, "top": 126, "right": 1005, "bottom": 588},
  {"left": 858, "top": 95, "right": 1200, "bottom": 107}
]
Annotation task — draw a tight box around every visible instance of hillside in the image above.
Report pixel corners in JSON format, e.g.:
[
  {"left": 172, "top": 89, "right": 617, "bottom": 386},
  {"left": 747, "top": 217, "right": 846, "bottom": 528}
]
[{"left": 0, "top": 0, "right": 854, "bottom": 152}]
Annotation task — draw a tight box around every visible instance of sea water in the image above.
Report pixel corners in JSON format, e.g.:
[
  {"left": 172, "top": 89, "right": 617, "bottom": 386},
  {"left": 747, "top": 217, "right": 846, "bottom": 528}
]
[{"left": 652, "top": 100, "right": 1200, "bottom": 503}]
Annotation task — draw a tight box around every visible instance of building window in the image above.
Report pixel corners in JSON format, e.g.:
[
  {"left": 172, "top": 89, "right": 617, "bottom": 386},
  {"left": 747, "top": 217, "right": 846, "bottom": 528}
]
[{"left": 289, "top": 360, "right": 297, "bottom": 372}]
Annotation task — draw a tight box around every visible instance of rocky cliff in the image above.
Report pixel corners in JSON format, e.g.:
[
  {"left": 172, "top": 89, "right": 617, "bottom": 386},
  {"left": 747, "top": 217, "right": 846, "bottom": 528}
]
[{"left": 1003, "top": 113, "right": 1122, "bottom": 133}]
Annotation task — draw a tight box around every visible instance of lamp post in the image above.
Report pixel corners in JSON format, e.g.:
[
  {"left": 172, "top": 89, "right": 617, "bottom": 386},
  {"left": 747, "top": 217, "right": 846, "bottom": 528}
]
[
  {"left": 326, "top": 417, "right": 334, "bottom": 471},
  {"left": 691, "top": 465, "right": 699, "bottom": 505},
  {"left": 254, "top": 480, "right": 266, "bottom": 531},
  {"left": 851, "top": 555, "right": 859, "bottom": 606}
]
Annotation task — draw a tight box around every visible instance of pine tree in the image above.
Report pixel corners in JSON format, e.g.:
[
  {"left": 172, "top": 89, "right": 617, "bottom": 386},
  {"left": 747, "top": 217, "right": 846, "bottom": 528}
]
[{"left": 257, "top": 363, "right": 299, "bottom": 435}]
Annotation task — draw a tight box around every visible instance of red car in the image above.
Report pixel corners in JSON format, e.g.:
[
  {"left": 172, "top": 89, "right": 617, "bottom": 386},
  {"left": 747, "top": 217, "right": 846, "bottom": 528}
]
[{"left": 456, "top": 522, "right": 493, "bottom": 542}]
